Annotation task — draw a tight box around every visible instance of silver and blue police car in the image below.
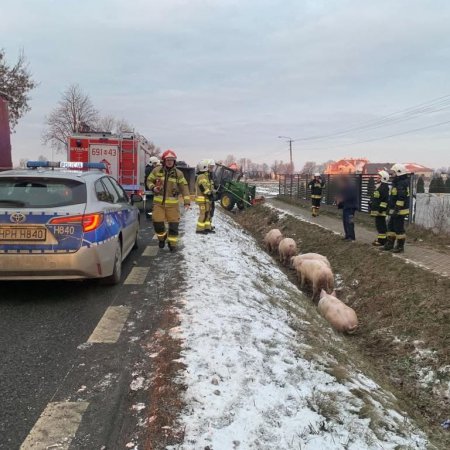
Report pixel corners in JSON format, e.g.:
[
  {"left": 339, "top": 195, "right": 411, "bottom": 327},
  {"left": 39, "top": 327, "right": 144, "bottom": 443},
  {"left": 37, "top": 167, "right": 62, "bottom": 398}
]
[{"left": 0, "top": 161, "right": 141, "bottom": 284}]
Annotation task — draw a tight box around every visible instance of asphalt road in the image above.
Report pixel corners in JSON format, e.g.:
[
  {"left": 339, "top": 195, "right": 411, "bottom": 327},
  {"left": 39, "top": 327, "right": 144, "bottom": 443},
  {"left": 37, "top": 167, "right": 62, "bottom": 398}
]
[{"left": 0, "top": 218, "right": 179, "bottom": 449}]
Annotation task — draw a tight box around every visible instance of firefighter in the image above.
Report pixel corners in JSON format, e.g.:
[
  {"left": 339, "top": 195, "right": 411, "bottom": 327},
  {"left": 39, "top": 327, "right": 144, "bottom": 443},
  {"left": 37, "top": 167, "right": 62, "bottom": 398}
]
[
  {"left": 207, "top": 159, "right": 217, "bottom": 231},
  {"left": 144, "top": 156, "right": 161, "bottom": 217},
  {"left": 369, "top": 170, "right": 390, "bottom": 246},
  {"left": 195, "top": 160, "right": 214, "bottom": 234},
  {"left": 308, "top": 173, "right": 325, "bottom": 217},
  {"left": 146, "top": 150, "right": 191, "bottom": 251},
  {"left": 383, "top": 163, "right": 410, "bottom": 253}
]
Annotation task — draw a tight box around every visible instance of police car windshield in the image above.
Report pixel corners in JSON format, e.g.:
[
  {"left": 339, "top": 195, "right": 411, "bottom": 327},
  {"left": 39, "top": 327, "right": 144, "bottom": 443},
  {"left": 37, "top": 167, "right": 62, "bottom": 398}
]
[{"left": 0, "top": 177, "right": 87, "bottom": 208}]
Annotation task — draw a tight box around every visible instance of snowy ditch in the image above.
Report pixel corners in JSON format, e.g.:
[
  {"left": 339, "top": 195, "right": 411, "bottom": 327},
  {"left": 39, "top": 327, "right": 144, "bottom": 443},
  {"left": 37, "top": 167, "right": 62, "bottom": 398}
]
[{"left": 170, "top": 210, "right": 428, "bottom": 449}]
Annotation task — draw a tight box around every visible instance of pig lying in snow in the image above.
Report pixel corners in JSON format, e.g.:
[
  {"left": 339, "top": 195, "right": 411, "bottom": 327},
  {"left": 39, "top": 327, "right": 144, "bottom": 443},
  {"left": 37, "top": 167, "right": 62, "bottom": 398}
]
[
  {"left": 290, "top": 253, "right": 330, "bottom": 269},
  {"left": 294, "top": 259, "right": 334, "bottom": 301},
  {"left": 318, "top": 290, "right": 358, "bottom": 334},
  {"left": 278, "top": 238, "right": 298, "bottom": 265},
  {"left": 263, "top": 228, "right": 283, "bottom": 252}
]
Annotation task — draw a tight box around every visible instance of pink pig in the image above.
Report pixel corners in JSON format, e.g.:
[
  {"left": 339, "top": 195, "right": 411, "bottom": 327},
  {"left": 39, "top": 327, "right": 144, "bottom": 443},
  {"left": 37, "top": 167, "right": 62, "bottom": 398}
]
[
  {"left": 278, "top": 238, "right": 298, "bottom": 266},
  {"left": 318, "top": 290, "right": 358, "bottom": 334},
  {"left": 263, "top": 228, "right": 283, "bottom": 253},
  {"left": 290, "top": 253, "right": 330, "bottom": 269},
  {"left": 295, "top": 259, "right": 334, "bottom": 301}
]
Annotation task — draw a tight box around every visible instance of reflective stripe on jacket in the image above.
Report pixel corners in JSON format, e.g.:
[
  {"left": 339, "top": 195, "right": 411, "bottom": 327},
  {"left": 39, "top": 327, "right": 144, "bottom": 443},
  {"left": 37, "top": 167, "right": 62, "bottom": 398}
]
[
  {"left": 370, "top": 182, "right": 390, "bottom": 217},
  {"left": 308, "top": 179, "right": 325, "bottom": 199},
  {"left": 195, "top": 172, "right": 213, "bottom": 203},
  {"left": 388, "top": 175, "right": 410, "bottom": 216},
  {"left": 146, "top": 166, "right": 191, "bottom": 206}
]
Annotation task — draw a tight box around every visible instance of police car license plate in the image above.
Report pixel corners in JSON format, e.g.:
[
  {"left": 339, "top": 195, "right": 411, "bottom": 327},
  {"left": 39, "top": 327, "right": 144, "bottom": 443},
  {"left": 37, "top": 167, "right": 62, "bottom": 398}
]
[{"left": 0, "top": 226, "right": 47, "bottom": 241}]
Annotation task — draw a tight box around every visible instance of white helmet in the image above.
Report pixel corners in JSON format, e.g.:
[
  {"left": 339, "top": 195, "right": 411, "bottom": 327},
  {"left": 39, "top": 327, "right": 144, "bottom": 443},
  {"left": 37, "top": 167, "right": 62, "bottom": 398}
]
[
  {"left": 391, "top": 163, "right": 408, "bottom": 176},
  {"left": 196, "top": 159, "right": 209, "bottom": 173},
  {"left": 149, "top": 156, "right": 159, "bottom": 165},
  {"left": 378, "top": 170, "right": 390, "bottom": 183},
  {"left": 314, "top": 172, "right": 320, "bottom": 177},
  {"left": 207, "top": 159, "right": 216, "bottom": 167}
]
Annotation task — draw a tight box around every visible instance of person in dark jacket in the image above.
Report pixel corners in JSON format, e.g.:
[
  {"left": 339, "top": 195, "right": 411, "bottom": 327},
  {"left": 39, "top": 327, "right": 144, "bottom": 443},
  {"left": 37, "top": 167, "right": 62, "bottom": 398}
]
[
  {"left": 383, "top": 163, "right": 410, "bottom": 253},
  {"left": 369, "top": 170, "right": 390, "bottom": 246},
  {"left": 336, "top": 176, "right": 358, "bottom": 241},
  {"left": 308, "top": 173, "right": 325, "bottom": 217}
]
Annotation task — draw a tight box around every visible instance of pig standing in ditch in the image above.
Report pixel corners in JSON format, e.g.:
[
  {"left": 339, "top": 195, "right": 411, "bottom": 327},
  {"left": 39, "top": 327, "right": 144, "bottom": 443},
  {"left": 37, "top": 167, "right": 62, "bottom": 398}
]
[
  {"left": 278, "top": 238, "right": 298, "bottom": 265},
  {"left": 318, "top": 290, "right": 358, "bottom": 334},
  {"left": 291, "top": 253, "right": 331, "bottom": 269},
  {"left": 294, "top": 259, "right": 334, "bottom": 301},
  {"left": 263, "top": 228, "right": 283, "bottom": 253}
]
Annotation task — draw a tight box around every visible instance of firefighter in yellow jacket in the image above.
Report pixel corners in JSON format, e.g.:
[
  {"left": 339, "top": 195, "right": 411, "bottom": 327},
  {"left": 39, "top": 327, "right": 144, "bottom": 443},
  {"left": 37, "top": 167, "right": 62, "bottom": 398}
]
[
  {"left": 195, "top": 159, "right": 214, "bottom": 234},
  {"left": 146, "top": 149, "right": 191, "bottom": 251}
]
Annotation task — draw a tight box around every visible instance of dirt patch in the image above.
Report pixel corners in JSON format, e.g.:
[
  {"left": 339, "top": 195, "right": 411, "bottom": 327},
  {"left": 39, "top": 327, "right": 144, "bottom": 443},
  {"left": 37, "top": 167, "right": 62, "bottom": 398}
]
[
  {"left": 143, "top": 304, "right": 186, "bottom": 450},
  {"left": 232, "top": 205, "right": 450, "bottom": 448}
]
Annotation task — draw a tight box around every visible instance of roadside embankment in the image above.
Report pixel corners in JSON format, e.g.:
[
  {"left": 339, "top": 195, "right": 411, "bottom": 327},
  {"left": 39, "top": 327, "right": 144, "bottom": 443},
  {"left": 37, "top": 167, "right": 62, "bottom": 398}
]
[{"left": 232, "top": 204, "right": 450, "bottom": 448}]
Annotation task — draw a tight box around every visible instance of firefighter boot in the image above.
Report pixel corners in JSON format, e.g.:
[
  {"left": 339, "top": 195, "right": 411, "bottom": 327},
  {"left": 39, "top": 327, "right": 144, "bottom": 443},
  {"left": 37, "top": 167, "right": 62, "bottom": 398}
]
[
  {"left": 392, "top": 238, "right": 405, "bottom": 253},
  {"left": 158, "top": 240, "right": 165, "bottom": 249},
  {"left": 382, "top": 236, "right": 395, "bottom": 251}
]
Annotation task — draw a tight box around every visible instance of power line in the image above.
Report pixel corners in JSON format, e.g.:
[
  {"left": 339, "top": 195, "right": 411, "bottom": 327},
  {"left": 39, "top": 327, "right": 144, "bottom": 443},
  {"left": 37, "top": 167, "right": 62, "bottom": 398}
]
[
  {"left": 293, "top": 93, "right": 450, "bottom": 142},
  {"left": 310, "top": 118, "right": 450, "bottom": 151}
]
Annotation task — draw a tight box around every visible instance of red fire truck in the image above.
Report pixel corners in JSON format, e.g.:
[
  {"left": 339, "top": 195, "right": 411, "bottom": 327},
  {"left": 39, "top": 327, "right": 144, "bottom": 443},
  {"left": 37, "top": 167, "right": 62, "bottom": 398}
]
[{"left": 68, "top": 132, "right": 153, "bottom": 193}]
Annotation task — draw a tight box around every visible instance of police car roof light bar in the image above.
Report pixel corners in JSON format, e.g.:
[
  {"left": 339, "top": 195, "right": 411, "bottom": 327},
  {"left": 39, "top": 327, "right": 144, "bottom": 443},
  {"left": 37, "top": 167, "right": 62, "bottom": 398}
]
[{"left": 27, "top": 161, "right": 107, "bottom": 170}]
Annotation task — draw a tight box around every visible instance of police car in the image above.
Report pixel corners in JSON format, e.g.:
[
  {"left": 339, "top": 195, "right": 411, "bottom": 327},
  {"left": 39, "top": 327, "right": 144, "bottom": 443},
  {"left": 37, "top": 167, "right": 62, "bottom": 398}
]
[{"left": 0, "top": 161, "right": 141, "bottom": 284}]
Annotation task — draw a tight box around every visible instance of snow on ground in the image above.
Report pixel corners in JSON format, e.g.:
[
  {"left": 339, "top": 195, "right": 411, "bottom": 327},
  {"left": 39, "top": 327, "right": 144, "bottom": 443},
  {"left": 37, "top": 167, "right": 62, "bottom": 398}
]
[
  {"left": 267, "top": 202, "right": 343, "bottom": 236},
  {"left": 253, "top": 181, "right": 280, "bottom": 198},
  {"left": 171, "top": 210, "right": 428, "bottom": 449}
]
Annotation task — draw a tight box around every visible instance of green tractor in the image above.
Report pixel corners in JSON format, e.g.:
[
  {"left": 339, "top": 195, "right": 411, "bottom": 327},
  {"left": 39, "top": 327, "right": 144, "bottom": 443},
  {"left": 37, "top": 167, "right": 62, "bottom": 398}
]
[{"left": 213, "top": 164, "right": 264, "bottom": 211}]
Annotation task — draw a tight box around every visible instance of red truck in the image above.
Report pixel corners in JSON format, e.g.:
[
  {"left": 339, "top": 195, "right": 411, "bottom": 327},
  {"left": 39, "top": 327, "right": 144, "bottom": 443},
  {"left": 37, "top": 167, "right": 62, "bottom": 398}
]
[
  {"left": 68, "top": 132, "right": 153, "bottom": 193},
  {"left": 0, "top": 95, "right": 13, "bottom": 172}
]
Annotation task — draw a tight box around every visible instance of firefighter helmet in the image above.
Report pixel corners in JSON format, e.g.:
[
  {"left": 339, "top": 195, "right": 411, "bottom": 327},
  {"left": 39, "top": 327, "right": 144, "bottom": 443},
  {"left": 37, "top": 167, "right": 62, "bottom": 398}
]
[
  {"left": 390, "top": 163, "right": 408, "bottom": 176},
  {"left": 207, "top": 159, "right": 216, "bottom": 167},
  {"left": 378, "top": 170, "right": 390, "bottom": 183},
  {"left": 149, "top": 156, "right": 159, "bottom": 165},
  {"left": 196, "top": 160, "right": 209, "bottom": 173},
  {"left": 314, "top": 172, "right": 320, "bottom": 177},
  {"left": 161, "top": 149, "right": 177, "bottom": 160}
]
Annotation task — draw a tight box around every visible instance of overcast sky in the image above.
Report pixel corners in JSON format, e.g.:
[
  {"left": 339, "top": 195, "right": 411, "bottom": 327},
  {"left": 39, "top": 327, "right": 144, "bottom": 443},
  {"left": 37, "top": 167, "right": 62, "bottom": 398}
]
[{"left": 2, "top": 0, "right": 450, "bottom": 169}]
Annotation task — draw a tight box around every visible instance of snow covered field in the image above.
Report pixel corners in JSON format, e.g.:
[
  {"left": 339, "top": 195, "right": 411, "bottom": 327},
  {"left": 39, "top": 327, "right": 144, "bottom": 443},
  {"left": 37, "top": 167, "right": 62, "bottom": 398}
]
[{"left": 172, "top": 210, "right": 428, "bottom": 449}]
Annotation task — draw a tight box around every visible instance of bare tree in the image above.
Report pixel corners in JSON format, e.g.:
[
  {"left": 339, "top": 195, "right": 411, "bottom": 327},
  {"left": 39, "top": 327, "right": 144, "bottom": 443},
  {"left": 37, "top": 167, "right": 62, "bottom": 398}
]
[
  {"left": 95, "top": 115, "right": 116, "bottom": 132},
  {"left": 95, "top": 115, "right": 133, "bottom": 134},
  {"left": 301, "top": 161, "right": 317, "bottom": 175},
  {"left": 42, "top": 84, "right": 99, "bottom": 152},
  {"left": 0, "top": 49, "right": 37, "bottom": 130}
]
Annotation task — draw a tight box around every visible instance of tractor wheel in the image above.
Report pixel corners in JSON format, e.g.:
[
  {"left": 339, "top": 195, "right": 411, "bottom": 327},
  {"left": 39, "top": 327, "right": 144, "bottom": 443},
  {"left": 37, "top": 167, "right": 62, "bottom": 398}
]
[
  {"left": 237, "top": 201, "right": 245, "bottom": 210},
  {"left": 221, "top": 194, "right": 235, "bottom": 211}
]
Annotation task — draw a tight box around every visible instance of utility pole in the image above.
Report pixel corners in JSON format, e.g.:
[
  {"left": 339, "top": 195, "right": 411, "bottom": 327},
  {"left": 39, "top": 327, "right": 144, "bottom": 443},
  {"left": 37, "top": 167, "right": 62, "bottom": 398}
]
[{"left": 278, "top": 136, "right": 295, "bottom": 173}]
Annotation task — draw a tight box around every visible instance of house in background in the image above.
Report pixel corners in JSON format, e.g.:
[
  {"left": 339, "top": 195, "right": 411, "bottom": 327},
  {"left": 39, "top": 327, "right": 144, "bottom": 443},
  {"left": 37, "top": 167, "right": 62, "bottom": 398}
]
[{"left": 324, "top": 158, "right": 369, "bottom": 174}]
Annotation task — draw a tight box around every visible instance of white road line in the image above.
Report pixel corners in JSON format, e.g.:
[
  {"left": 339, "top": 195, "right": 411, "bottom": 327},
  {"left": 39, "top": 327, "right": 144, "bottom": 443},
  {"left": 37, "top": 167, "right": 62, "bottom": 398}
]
[
  {"left": 20, "top": 401, "right": 89, "bottom": 450},
  {"left": 142, "top": 246, "right": 158, "bottom": 257},
  {"left": 124, "top": 267, "right": 150, "bottom": 284},
  {"left": 87, "top": 306, "right": 131, "bottom": 344}
]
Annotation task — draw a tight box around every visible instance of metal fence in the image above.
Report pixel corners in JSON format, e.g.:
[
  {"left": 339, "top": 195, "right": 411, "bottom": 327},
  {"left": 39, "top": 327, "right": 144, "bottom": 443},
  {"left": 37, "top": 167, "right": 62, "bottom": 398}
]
[{"left": 278, "top": 173, "right": 415, "bottom": 217}]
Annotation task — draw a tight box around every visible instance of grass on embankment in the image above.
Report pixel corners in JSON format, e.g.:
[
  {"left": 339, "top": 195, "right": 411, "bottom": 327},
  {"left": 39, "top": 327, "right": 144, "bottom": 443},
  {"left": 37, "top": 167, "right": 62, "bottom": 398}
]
[{"left": 233, "top": 204, "right": 450, "bottom": 448}]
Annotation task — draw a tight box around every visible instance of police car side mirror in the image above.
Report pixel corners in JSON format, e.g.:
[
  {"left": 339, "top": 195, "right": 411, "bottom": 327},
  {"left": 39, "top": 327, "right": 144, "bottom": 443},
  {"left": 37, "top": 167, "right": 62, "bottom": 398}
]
[{"left": 130, "top": 194, "right": 142, "bottom": 204}]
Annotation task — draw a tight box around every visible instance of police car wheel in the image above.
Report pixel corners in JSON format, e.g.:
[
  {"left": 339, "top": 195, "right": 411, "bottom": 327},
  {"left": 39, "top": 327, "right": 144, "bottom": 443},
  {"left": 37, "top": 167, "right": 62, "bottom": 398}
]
[
  {"left": 132, "top": 230, "right": 139, "bottom": 250},
  {"left": 103, "top": 241, "right": 122, "bottom": 285}
]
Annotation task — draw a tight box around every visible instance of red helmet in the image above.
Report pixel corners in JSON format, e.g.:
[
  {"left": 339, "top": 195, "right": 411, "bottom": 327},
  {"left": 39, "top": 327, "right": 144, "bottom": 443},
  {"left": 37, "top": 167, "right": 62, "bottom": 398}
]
[{"left": 161, "top": 149, "right": 177, "bottom": 160}]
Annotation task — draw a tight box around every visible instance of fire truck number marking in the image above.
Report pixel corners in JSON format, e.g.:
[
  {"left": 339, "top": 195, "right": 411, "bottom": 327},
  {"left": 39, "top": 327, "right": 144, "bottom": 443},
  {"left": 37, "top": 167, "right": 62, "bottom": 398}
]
[{"left": 91, "top": 148, "right": 117, "bottom": 157}]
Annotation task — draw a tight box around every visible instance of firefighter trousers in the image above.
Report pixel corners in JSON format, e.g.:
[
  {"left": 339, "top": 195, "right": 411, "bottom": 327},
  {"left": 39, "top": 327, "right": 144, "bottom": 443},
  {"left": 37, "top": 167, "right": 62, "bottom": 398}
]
[
  {"left": 374, "top": 216, "right": 387, "bottom": 243},
  {"left": 152, "top": 204, "right": 180, "bottom": 246},
  {"left": 387, "top": 215, "right": 406, "bottom": 240},
  {"left": 196, "top": 201, "right": 212, "bottom": 231}
]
